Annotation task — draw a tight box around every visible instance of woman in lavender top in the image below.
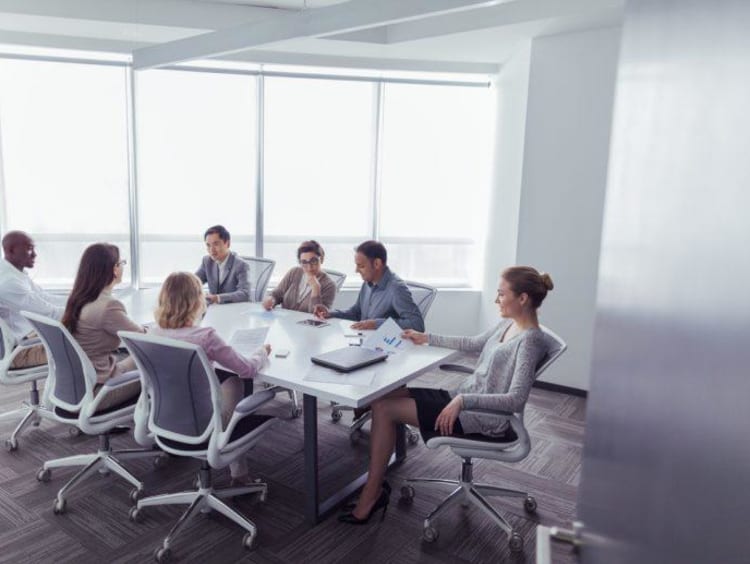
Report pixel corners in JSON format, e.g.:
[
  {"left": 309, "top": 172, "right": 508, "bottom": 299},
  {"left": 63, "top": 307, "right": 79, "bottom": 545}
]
[
  {"left": 339, "top": 266, "right": 555, "bottom": 525},
  {"left": 151, "top": 272, "right": 271, "bottom": 484}
]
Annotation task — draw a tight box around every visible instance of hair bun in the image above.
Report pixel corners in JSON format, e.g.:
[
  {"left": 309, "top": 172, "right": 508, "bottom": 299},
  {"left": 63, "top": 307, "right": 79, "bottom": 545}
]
[{"left": 540, "top": 272, "right": 554, "bottom": 291}]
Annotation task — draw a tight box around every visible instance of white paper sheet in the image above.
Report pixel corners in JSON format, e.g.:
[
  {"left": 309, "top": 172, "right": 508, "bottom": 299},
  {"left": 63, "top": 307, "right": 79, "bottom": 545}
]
[
  {"left": 229, "top": 327, "right": 269, "bottom": 356},
  {"left": 303, "top": 365, "right": 376, "bottom": 387},
  {"left": 361, "top": 318, "right": 415, "bottom": 355}
]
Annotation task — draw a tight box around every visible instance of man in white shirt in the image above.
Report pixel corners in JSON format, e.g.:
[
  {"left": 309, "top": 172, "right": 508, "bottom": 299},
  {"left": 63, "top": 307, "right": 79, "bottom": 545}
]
[{"left": 0, "top": 231, "right": 65, "bottom": 368}]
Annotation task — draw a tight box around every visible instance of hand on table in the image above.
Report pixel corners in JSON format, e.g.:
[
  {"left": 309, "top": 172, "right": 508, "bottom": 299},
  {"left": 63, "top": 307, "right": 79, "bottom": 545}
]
[
  {"left": 313, "top": 304, "right": 330, "bottom": 319},
  {"left": 262, "top": 296, "right": 275, "bottom": 311},
  {"left": 206, "top": 294, "right": 220, "bottom": 305},
  {"left": 351, "top": 320, "right": 377, "bottom": 331}
]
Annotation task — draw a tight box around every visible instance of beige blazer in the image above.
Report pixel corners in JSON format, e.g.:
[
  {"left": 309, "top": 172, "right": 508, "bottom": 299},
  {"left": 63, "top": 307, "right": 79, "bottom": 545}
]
[
  {"left": 74, "top": 291, "right": 145, "bottom": 383},
  {"left": 269, "top": 267, "right": 337, "bottom": 313}
]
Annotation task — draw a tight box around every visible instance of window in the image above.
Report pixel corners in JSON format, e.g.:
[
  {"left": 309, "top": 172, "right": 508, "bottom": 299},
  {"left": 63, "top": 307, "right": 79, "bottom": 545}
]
[
  {"left": 263, "top": 77, "right": 375, "bottom": 280},
  {"left": 378, "top": 83, "right": 493, "bottom": 286},
  {"left": 135, "top": 69, "right": 257, "bottom": 284},
  {"left": 0, "top": 59, "right": 130, "bottom": 286}
]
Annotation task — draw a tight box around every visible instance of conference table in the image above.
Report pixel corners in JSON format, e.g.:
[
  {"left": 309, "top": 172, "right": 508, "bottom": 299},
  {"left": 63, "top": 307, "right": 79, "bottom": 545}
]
[{"left": 119, "top": 289, "right": 456, "bottom": 525}]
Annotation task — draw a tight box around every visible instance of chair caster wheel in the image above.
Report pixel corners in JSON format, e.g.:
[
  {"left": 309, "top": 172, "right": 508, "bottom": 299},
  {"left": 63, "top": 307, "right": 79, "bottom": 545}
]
[
  {"left": 5, "top": 438, "right": 18, "bottom": 452},
  {"left": 153, "top": 454, "right": 168, "bottom": 469},
  {"left": 154, "top": 546, "right": 171, "bottom": 563},
  {"left": 407, "top": 429, "right": 420, "bottom": 446},
  {"left": 53, "top": 498, "right": 67, "bottom": 515},
  {"left": 509, "top": 532, "right": 524, "bottom": 553},
  {"left": 129, "top": 487, "right": 144, "bottom": 503},
  {"left": 523, "top": 496, "right": 537, "bottom": 513},
  {"left": 68, "top": 427, "right": 82, "bottom": 438},
  {"left": 349, "top": 430, "right": 362, "bottom": 446},
  {"left": 291, "top": 407, "right": 302, "bottom": 419},
  {"left": 36, "top": 468, "right": 51, "bottom": 482},
  {"left": 331, "top": 409, "right": 342, "bottom": 423},
  {"left": 400, "top": 485, "right": 415, "bottom": 501},
  {"left": 129, "top": 506, "right": 143, "bottom": 523},
  {"left": 32, "top": 416, "right": 42, "bottom": 427},
  {"left": 422, "top": 525, "right": 439, "bottom": 543},
  {"left": 242, "top": 531, "right": 256, "bottom": 550}
]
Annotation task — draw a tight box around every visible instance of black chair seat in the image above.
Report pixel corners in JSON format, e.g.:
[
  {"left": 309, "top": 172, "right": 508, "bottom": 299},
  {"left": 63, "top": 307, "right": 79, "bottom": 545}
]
[{"left": 158, "top": 414, "right": 273, "bottom": 452}]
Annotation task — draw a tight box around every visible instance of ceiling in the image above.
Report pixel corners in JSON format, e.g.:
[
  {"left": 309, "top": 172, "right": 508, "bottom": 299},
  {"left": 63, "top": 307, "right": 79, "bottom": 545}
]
[{"left": 0, "top": 0, "right": 624, "bottom": 72}]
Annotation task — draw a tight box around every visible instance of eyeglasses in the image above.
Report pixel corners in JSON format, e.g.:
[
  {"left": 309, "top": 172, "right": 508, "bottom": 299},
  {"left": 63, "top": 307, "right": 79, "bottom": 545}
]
[
  {"left": 116, "top": 260, "right": 128, "bottom": 267},
  {"left": 299, "top": 257, "right": 320, "bottom": 266}
]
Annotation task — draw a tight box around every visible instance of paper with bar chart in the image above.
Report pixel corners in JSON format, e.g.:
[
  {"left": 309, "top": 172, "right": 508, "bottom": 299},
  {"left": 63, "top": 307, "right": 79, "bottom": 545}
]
[{"left": 361, "top": 318, "right": 415, "bottom": 355}]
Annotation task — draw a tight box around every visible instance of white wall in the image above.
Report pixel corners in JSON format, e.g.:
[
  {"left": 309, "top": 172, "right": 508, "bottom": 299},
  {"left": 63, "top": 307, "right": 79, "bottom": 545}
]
[{"left": 514, "top": 26, "right": 621, "bottom": 390}]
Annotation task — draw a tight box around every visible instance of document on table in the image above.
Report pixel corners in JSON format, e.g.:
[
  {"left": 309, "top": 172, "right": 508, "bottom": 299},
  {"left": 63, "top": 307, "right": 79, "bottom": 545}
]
[
  {"left": 303, "top": 365, "right": 376, "bottom": 387},
  {"left": 229, "top": 327, "right": 269, "bottom": 356},
  {"left": 361, "top": 318, "right": 414, "bottom": 355}
]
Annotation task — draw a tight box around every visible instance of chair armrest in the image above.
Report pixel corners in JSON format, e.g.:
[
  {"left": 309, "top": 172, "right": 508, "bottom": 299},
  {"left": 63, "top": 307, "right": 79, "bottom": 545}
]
[
  {"left": 439, "top": 363, "right": 473, "bottom": 374},
  {"left": 234, "top": 389, "right": 275, "bottom": 415},
  {"left": 221, "top": 389, "right": 275, "bottom": 441},
  {"left": 103, "top": 370, "right": 140, "bottom": 388},
  {"left": 17, "top": 336, "right": 42, "bottom": 348}
]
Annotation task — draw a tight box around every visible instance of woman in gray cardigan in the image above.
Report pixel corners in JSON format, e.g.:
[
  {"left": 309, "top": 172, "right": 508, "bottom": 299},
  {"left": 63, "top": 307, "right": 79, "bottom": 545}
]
[
  {"left": 261, "top": 240, "right": 337, "bottom": 313},
  {"left": 338, "top": 266, "right": 555, "bottom": 525}
]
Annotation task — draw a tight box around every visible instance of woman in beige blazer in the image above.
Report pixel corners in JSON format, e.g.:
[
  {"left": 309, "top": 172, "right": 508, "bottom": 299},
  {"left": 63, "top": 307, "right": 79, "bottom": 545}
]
[
  {"left": 262, "top": 240, "right": 337, "bottom": 313},
  {"left": 62, "top": 243, "right": 145, "bottom": 410}
]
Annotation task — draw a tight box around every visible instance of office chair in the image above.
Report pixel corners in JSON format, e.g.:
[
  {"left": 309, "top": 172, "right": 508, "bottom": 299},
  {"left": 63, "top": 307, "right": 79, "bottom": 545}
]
[
  {"left": 266, "top": 268, "right": 348, "bottom": 419},
  {"left": 23, "top": 312, "right": 165, "bottom": 514},
  {"left": 331, "top": 281, "right": 438, "bottom": 445},
  {"left": 399, "top": 326, "right": 567, "bottom": 553},
  {"left": 119, "top": 331, "right": 276, "bottom": 562},
  {"left": 239, "top": 256, "right": 275, "bottom": 302},
  {"left": 0, "top": 316, "right": 56, "bottom": 451},
  {"left": 323, "top": 268, "right": 347, "bottom": 292}
]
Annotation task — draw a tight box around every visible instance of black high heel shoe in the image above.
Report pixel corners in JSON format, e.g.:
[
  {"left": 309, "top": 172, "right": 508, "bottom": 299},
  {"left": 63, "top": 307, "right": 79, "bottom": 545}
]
[
  {"left": 338, "top": 485, "right": 391, "bottom": 525},
  {"left": 342, "top": 480, "right": 391, "bottom": 511}
]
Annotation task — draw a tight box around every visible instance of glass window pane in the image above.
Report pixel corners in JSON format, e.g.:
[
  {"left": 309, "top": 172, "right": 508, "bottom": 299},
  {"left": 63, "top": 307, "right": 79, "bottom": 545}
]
[
  {"left": 379, "top": 83, "right": 493, "bottom": 286},
  {"left": 263, "top": 77, "right": 374, "bottom": 279},
  {"left": 0, "top": 59, "right": 130, "bottom": 286},
  {"left": 136, "top": 69, "right": 257, "bottom": 284}
]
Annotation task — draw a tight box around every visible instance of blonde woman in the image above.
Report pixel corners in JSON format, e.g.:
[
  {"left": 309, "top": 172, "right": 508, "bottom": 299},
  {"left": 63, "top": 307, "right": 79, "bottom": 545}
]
[{"left": 151, "top": 272, "right": 271, "bottom": 484}]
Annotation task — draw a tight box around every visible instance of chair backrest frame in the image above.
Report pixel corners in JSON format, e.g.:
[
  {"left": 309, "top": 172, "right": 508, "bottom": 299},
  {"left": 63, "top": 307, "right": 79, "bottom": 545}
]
[
  {"left": 323, "top": 268, "right": 347, "bottom": 293},
  {"left": 404, "top": 280, "right": 438, "bottom": 319},
  {"left": 240, "top": 256, "right": 276, "bottom": 302},
  {"left": 119, "top": 331, "right": 224, "bottom": 448},
  {"left": 21, "top": 311, "right": 98, "bottom": 411}
]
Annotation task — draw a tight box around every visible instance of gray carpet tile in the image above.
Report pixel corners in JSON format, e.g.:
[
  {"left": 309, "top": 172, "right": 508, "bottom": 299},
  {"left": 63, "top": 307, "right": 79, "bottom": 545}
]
[{"left": 0, "top": 354, "right": 584, "bottom": 563}]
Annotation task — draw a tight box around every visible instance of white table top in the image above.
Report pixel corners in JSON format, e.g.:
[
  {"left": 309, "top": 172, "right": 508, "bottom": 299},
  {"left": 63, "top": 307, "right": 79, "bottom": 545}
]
[{"left": 117, "top": 289, "right": 456, "bottom": 408}]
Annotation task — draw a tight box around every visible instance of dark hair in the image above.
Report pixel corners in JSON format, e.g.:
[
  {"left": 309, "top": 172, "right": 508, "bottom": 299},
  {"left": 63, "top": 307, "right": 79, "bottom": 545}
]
[
  {"left": 297, "top": 240, "right": 325, "bottom": 260},
  {"left": 356, "top": 240, "right": 387, "bottom": 265},
  {"left": 62, "top": 243, "right": 120, "bottom": 333},
  {"left": 501, "top": 266, "right": 554, "bottom": 309},
  {"left": 204, "top": 225, "right": 230, "bottom": 243}
]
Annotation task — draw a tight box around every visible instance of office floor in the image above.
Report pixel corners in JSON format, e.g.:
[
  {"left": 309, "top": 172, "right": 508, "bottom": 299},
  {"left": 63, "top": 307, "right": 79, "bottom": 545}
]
[{"left": 0, "top": 354, "right": 584, "bottom": 564}]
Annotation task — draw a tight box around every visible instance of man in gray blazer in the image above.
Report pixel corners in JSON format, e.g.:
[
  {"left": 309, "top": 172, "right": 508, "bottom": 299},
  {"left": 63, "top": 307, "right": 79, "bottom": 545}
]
[{"left": 195, "top": 225, "right": 250, "bottom": 304}]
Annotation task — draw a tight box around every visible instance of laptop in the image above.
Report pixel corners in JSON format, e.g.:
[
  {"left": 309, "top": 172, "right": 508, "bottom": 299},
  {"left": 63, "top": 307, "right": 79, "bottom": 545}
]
[{"left": 311, "top": 347, "right": 388, "bottom": 373}]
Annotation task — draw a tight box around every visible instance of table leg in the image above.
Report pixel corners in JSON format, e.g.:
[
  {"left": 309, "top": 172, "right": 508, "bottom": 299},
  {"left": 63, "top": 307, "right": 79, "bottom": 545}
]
[{"left": 303, "top": 394, "right": 319, "bottom": 525}]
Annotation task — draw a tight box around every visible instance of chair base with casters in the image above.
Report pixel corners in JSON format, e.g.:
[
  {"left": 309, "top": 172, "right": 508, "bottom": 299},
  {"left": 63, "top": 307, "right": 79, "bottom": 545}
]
[
  {"left": 37, "top": 425, "right": 167, "bottom": 514},
  {"left": 1, "top": 376, "right": 56, "bottom": 451},
  {"left": 131, "top": 460, "right": 267, "bottom": 563},
  {"left": 400, "top": 455, "right": 533, "bottom": 553},
  {"left": 265, "top": 384, "right": 301, "bottom": 418}
]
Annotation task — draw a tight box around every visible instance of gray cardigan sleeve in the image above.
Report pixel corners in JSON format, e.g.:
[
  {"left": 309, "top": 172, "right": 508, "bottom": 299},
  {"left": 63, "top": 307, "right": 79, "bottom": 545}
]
[
  {"left": 315, "top": 273, "right": 337, "bottom": 309},
  {"left": 427, "top": 323, "right": 501, "bottom": 353},
  {"left": 270, "top": 268, "right": 296, "bottom": 306},
  {"left": 461, "top": 330, "right": 547, "bottom": 414}
]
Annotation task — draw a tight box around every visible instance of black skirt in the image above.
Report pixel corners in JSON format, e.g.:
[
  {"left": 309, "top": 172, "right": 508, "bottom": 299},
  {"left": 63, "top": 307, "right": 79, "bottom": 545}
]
[
  {"left": 408, "top": 387, "right": 465, "bottom": 443},
  {"left": 408, "top": 387, "right": 518, "bottom": 444}
]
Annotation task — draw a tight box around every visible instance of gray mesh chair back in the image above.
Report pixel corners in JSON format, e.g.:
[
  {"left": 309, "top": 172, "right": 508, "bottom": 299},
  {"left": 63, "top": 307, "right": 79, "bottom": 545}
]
[
  {"left": 0, "top": 318, "right": 8, "bottom": 359},
  {"left": 404, "top": 280, "right": 438, "bottom": 319},
  {"left": 323, "top": 269, "right": 347, "bottom": 292},
  {"left": 23, "top": 312, "right": 91, "bottom": 407},
  {"left": 240, "top": 256, "right": 276, "bottom": 302},
  {"left": 536, "top": 326, "right": 567, "bottom": 378},
  {"left": 120, "top": 334, "right": 218, "bottom": 442}
]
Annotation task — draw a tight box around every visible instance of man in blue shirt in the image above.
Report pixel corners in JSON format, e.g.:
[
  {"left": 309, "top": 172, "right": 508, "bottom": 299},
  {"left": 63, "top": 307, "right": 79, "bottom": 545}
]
[{"left": 314, "top": 240, "right": 424, "bottom": 331}]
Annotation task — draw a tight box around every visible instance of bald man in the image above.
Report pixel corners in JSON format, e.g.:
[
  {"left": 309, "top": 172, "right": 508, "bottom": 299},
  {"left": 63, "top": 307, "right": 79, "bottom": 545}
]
[{"left": 0, "top": 231, "right": 65, "bottom": 368}]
